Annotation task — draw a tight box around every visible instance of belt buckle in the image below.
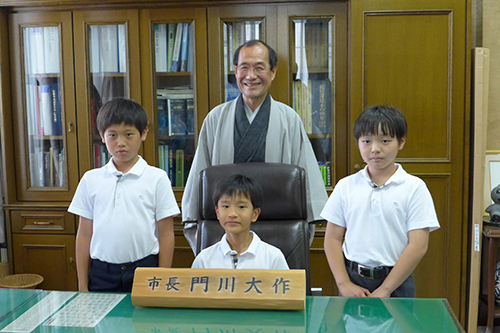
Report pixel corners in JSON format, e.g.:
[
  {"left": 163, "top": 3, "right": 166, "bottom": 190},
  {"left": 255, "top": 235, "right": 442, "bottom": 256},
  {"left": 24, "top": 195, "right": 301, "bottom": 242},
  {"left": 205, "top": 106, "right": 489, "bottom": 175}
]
[{"left": 357, "top": 264, "right": 373, "bottom": 279}]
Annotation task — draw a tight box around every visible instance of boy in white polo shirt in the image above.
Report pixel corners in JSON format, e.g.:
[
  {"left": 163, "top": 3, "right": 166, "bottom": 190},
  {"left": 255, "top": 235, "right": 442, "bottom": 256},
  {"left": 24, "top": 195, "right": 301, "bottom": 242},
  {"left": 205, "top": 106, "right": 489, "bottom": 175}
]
[
  {"left": 192, "top": 174, "right": 288, "bottom": 269},
  {"left": 322, "top": 105, "right": 440, "bottom": 298},
  {"left": 68, "top": 98, "right": 180, "bottom": 292}
]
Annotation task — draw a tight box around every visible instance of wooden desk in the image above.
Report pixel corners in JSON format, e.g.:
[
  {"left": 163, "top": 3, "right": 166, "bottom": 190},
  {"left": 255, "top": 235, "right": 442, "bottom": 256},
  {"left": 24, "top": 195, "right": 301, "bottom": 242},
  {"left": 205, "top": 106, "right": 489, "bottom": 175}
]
[
  {"left": 483, "top": 224, "right": 500, "bottom": 333},
  {"left": 0, "top": 290, "right": 464, "bottom": 332}
]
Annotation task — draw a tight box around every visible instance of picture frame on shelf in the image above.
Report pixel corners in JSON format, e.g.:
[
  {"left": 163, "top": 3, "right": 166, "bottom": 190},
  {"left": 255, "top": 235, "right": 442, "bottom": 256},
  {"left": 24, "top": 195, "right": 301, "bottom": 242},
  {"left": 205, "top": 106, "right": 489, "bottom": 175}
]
[{"left": 484, "top": 151, "right": 500, "bottom": 216}]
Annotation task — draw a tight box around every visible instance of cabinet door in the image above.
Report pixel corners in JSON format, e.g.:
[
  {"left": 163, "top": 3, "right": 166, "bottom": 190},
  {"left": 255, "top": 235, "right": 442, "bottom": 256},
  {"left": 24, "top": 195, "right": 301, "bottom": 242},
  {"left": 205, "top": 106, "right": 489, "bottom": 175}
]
[
  {"left": 12, "top": 234, "right": 77, "bottom": 291},
  {"left": 139, "top": 8, "right": 208, "bottom": 201},
  {"left": 9, "top": 12, "right": 78, "bottom": 201},
  {"left": 278, "top": 2, "right": 348, "bottom": 187},
  {"left": 73, "top": 9, "right": 141, "bottom": 174},
  {"left": 207, "top": 5, "right": 278, "bottom": 109}
]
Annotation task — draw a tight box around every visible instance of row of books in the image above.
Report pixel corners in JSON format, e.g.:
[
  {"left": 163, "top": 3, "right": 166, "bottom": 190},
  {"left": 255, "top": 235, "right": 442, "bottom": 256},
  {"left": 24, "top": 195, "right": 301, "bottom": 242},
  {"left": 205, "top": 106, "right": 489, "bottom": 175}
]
[
  {"left": 294, "top": 20, "right": 330, "bottom": 73},
  {"left": 226, "top": 21, "right": 261, "bottom": 71},
  {"left": 159, "top": 145, "right": 186, "bottom": 187},
  {"left": 30, "top": 146, "right": 65, "bottom": 187},
  {"left": 26, "top": 81, "right": 63, "bottom": 136},
  {"left": 24, "top": 26, "right": 60, "bottom": 74},
  {"left": 154, "top": 23, "right": 192, "bottom": 73},
  {"left": 318, "top": 161, "right": 332, "bottom": 187},
  {"left": 89, "top": 24, "right": 127, "bottom": 73},
  {"left": 94, "top": 144, "right": 112, "bottom": 168},
  {"left": 157, "top": 88, "right": 195, "bottom": 136},
  {"left": 293, "top": 79, "right": 332, "bottom": 135}
]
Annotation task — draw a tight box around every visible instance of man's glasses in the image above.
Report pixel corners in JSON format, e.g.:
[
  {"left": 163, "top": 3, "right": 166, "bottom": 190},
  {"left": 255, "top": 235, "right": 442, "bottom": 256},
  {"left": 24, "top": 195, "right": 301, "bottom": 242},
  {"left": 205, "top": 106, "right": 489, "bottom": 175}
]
[{"left": 236, "top": 65, "right": 270, "bottom": 74}]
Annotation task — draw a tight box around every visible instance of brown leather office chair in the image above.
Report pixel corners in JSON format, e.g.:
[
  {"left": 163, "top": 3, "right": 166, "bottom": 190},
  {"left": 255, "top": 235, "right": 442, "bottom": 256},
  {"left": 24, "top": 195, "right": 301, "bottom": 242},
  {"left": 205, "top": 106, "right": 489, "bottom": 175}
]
[{"left": 195, "top": 162, "right": 313, "bottom": 295}]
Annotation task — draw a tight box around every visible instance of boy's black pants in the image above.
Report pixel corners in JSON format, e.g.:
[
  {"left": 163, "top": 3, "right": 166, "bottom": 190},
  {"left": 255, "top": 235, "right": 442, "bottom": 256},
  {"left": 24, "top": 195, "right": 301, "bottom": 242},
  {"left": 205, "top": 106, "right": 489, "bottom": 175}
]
[{"left": 88, "top": 254, "right": 159, "bottom": 292}]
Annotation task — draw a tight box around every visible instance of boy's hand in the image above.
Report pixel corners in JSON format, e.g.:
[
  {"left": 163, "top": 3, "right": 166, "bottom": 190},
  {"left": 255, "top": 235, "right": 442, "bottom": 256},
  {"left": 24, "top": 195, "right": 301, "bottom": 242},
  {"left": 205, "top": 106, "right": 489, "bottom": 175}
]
[
  {"left": 338, "top": 280, "right": 371, "bottom": 297},
  {"left": 369, "top": 288, "right": 391, "bottom": 298}
]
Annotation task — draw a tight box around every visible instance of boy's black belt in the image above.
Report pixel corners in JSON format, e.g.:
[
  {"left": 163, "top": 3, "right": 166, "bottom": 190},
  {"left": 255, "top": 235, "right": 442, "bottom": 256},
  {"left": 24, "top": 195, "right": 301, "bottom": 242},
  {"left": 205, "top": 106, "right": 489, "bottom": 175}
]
[{"left": 345, "top": 259, "right": 393, "bottom": 280}]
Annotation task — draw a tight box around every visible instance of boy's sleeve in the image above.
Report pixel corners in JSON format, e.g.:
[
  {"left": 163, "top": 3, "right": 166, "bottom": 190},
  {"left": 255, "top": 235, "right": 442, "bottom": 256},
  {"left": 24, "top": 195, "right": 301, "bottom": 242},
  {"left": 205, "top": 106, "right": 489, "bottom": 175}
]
[
  {"left": 320, "top": 179, "right": 346, "bottom": 227},
  {"left": 406, "top": 182, "right": 440, "bottom": 232},
  {"left": 155, "top": 172, "right": 181, "bottom": 221},
  {"left": 67, "top": 175, "right": 93, "bottom": 220}
]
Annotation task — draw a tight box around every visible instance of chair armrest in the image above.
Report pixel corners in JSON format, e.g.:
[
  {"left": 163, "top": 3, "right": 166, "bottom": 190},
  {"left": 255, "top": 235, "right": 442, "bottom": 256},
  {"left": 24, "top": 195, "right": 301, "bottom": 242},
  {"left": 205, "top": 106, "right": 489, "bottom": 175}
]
[{"left": 309, "top": 219, "right": 327, "bottom": 225}]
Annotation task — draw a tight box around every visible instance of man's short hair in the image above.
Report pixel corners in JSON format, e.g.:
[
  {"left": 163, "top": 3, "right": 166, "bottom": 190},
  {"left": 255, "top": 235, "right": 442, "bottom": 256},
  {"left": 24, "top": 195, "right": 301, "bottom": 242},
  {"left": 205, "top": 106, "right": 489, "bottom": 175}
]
[
  {"left": 213, "top": 174, "right": 264, "bottom": 209},
  {"left": 353, "top": 105, "right": 407, "bottom": 143},
  {"left": 233, "top": 40, "right": 278, "bottom": 70},
  {"left": 97, "top": 98, "right": 149, "bottom": 134}
]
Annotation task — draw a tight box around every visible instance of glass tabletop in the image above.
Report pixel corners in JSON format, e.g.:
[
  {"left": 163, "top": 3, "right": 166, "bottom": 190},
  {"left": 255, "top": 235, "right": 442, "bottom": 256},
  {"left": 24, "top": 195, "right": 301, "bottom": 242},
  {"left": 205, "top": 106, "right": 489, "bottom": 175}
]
[{"left": 0, "top": 291, "right": 463, "bottom": 332}]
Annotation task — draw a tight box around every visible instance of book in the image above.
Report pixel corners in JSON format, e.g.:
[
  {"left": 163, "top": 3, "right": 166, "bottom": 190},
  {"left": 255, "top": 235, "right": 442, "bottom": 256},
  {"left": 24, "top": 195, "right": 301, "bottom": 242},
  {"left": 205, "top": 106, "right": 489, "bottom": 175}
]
[
  {"left": 186, "top": 98, "right": 195, "bottom": 135},
  {"left": 167, "top": 23, "right": 176, "bottom": 72},
  {"left": 180, "top": 23, "right": 189, "bottom": 72},
  {"left": 155, "top": 24, "right": 168, "bottom": 72},
  {"left": 89, "top": 25, "right": 100, "bottom": 73},
  {"left": 170, "top": 23, "right": 183, "bottom": 72},
  {"left": 40, "top": 83, "right": 53, "bottom": 135},
  {"left": 58, "top": 149, "right": 65, "bottom": 186},
  {"left": 99, "top": 25, "right": 119, "bottom": 73},
  {"left": 225, "top": 82, "right": 240, "bottom": 102},
  {"left": 168, "top": 146, "right": 175, "bottom": 186},
  {"left": 94, "top": 144, "right": 101, "bottom": 168},
  {"left": 168, "top": 99, "right": 187, "bottom": 135},
  {"left": 118, "top": 24, "right": 127, "bottom": 73},
  {"left": 158, "top": 144, "right": 165, "bottom": 171},
  {"left": 27, "top": 27, "right": 45, "bottom": 74},
  {"left": 43, "top": 26, "right": 60, "bottom": 74},
  {"left": 157, "top": 98, "right": 169, "bottom": 136},
  {"left": 175, "top": 149, "right": 185, "bottom": 187},
  {"left": 50, "top": 82, "right": 63, "bottom": 136}
]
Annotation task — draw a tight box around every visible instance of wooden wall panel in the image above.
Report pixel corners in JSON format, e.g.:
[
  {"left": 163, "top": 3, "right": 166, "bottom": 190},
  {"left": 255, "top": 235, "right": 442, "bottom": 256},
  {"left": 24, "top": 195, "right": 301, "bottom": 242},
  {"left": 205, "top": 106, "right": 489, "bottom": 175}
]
[{"left": 350, "top": 0, "right": 469, "bottom": 322}]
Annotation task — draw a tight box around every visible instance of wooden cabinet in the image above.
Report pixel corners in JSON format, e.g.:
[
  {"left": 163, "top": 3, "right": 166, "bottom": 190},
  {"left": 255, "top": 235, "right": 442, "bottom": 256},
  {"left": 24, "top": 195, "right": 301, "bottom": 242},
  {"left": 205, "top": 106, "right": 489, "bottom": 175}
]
[
  {"left": 0, "top": 0, "right": 470, "bottom": 324},
  {"left": 8, "top": 208, "right": 77, "bottom": 291}
]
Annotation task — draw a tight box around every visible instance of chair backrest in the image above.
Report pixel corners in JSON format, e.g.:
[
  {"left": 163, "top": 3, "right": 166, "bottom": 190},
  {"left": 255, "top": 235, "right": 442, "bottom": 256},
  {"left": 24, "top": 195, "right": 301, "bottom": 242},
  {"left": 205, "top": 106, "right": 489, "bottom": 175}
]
[{"left": 196, "top": 162, "right": 311, "bottom": 293}]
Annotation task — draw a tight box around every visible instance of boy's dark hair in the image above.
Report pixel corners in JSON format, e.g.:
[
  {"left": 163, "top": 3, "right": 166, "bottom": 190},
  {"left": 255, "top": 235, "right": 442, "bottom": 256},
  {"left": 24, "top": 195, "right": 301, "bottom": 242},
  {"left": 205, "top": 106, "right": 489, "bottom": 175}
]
[
  {"left": 213, "top": 174, "right": 264, "bottom": 209},
  {"left": 96, "top": 98, "right": 149, "bottom": 134},
  {"left": 353, "top": 105, "right": 407, "bottom": 143},
  {"left": 233, "top": 40, "right": 278, "bottom": 70}
]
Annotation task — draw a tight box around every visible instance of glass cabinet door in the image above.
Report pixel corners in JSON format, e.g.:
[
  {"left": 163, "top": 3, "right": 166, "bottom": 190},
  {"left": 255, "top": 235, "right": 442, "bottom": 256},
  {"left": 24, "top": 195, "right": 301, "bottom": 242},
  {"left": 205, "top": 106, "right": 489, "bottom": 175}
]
[
  {"left": 140, "top": 8, "right": 208, "bottom": 197},
  {"left": 292, "top": 18, "right": 333, "bottom": 187},
  {"left": 9, "top": 12, "right": 78, "bottom": 201},
  {"left": 280, "top": 3, "right": 348, "bottom": 188},
  {"left": 74, "top": 10, "right": 141, "bottom": 174},
  {"left": 207, "top": 6, "right": 277, "bottom": 109}
]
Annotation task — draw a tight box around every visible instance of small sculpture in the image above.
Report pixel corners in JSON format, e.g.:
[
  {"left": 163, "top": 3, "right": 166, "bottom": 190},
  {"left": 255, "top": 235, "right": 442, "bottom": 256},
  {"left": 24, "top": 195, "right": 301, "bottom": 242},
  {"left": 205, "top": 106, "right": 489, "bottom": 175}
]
[{"left": 486, "top": 184, "right": 500, "bottom": 222}]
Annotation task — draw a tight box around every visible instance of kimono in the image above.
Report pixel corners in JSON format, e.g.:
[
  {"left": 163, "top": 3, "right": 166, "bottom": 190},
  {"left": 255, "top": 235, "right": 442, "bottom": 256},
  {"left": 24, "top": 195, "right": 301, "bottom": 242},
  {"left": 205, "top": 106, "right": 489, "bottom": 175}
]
[{"left": 182, "top": 95, "right": 328, "bottom": 249}]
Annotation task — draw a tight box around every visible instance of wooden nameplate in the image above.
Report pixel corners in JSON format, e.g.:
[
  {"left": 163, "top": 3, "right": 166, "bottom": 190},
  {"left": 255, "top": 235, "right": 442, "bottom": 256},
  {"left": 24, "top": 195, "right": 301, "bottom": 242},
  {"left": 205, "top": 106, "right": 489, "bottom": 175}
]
[{"left": 131, "top": 268, "right": 306, "bottom": 310}]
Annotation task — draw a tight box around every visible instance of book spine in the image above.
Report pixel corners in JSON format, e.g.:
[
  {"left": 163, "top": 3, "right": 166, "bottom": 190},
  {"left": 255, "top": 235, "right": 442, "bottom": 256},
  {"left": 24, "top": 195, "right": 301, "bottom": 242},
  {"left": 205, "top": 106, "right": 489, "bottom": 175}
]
[
  {"left": 159, "top": 144, "right": 165, "bottom": 171},
  {"left": 43, "top": 26, "right": 60, "bottom": 74},
  {"left": 40, "top": 84, "right": 53, "bottom": 135},
  {"left": 29, "top": 27, "right": 45, "bottom": 74},
  {"left": 89, "top": 25, "right": 100, "bottom": 73},
  {"left": 170, "top": 23, "right": 183, "bottom": 72},
  {"left": 58, "top": 150, "right": 65, "bottom": 186},
  {"left": 186, "top": 98, "right": 195, "bottom": 135},
  {"left": 164, "top": 144, "right": 169, "bottom": 177},
  {"left": 157, "top": 98, "right": 168, "bottom": 136},
  {"left": 175, "top": 149, "right": 185, "bottom": 187},
  {"left": 168, "top": 99, "right": 187, "bottom": 136},
  {"left": 118, "top": 25, "right": 127, "bottom": 73},
  {"left": 99, "top": 25, "right": 119, "bottom": 73},
  {"left": 168, "top": 146, "right": 175, "bottom": 186},
  {"left": 180, "top": 23, "right": 189, "bottom": 72},
  {"left": 50, "top": 82, "right": 63, "bottom": 136},
  {"left": 167, "top": 23, "right": 176, "bottom": 72},
  {"left": 94, "top": 144, "right": 101, "bottom": 168},
  {"left": 155, "top": 24, "right": 168, "bottom": 72}
]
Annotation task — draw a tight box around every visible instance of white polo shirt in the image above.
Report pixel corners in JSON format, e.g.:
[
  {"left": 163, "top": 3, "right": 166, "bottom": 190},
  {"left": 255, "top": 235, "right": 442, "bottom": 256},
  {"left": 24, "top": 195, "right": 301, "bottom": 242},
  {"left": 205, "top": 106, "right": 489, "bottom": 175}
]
[
  {"left": 320, "top": 164, "right": 440, "bottom": 267},
  {"left": 191, "top": 231, "right": 289, "bottom": 270},
  {"left": 68, "top": 156, "right": 180, "bottom": 263}
]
